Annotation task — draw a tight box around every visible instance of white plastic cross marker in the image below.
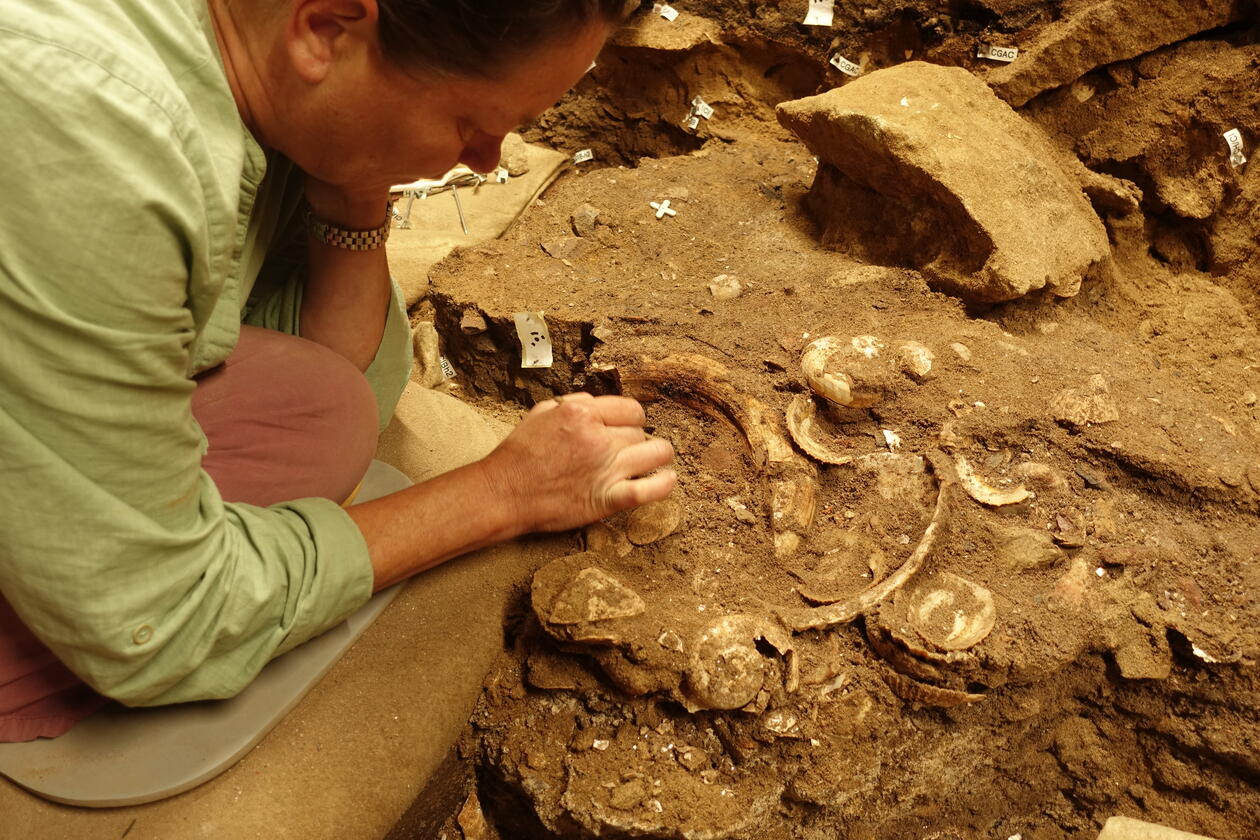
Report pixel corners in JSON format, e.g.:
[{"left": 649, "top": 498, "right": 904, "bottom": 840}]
[
  {"left": 1224, "top": 128, "right": 1247, "bottom": 168},
  {"left": 803, "top": 0, "right": 834, "bottom": 26},
  {"left": 654, "top": 3, "right": 679, "bottom": 21},
  {"left": 977, "top": 44, "right": 1019, "bottom": 62},
  {"left": 829, "top": 54, "right": 862, "bottom": 77},
  {"left": 650, "top": 200, "right": 677, "bottom": 219},
  {"left": 513, "top": 312, "right": 554, "bottom": 369},
  {"left": 572, "top": 148, "right": 594, "bottom": 164},
  {"left": 691, "top": 96, "right": 715, "bottom": 120}
]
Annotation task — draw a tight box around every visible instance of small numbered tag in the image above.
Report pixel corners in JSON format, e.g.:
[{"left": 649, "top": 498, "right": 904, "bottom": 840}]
[
  {"left": 655, "top": 3, "right": 679, "bottom": 21},
  {"left": 829, "top": 54, "right": 862, "bottom": 77},
  {"left": 1224, "top": 128, "right": 1248, "bottom": 168},
  {"left": 977, "top": 44, "right": 1019, "bottom": 62},
  {"left": 691, "top": 96, "right": 715, "bottom": 120},
  {"left": 572, "top": 148, "right": 594, "bottom": 164},
  {"left": 495, "top": 168, "right": 509, "bottom": 184},
  {"left": 513, "top": 312, "right": 554, "bottom": 369},
  {"left": 438, "top": 356, "right": 456, "bottom": 380},
  {"left": 685, "top": 115, "right": 701, "bottom": 131},
  {"left": 803, "top": 0, "right": 834, "bottom": 26}
]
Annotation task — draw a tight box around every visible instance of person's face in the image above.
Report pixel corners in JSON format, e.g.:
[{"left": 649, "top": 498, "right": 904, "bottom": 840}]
[{"left": 281, "top": 18, "right": 608, "bottom": 198}]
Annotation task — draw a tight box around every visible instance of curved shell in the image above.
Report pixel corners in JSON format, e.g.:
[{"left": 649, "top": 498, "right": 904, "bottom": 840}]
[
  {"left": 905, "top": 572, "right": 997, "bottom": 651},
  {"left": 881, "top": 670, "right": 985, "bottom": 708},
  {"left": 785, "top": 394, "right": 855, "bottom": 465},
  {"left": 954, "top": 455, "right": 1032, "bottom": 506},
  {"left": 626, "top": 498, "right": 683, "bottom": 545}
]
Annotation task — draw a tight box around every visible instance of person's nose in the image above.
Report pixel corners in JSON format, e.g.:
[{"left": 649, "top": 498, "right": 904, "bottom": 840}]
[{"left": 459, "top": 132, "right": 506, "bottom": 174}]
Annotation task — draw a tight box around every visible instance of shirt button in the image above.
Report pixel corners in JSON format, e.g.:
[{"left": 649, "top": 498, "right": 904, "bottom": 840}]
[{"left": 133, "top": 625, "right": 154, "bottom": 645}]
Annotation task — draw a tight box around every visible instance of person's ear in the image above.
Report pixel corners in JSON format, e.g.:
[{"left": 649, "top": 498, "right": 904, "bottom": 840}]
[{"left": 285, "top": 0, "right": 380, "bottom": 84}]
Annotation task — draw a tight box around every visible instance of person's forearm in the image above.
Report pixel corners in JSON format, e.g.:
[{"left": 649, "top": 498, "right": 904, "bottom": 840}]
[
  {"left": 299, "top": 192, "right": 392, "bottom": 371},
  {"left": 346, "top": 459, "right": 522, "bottom": 591}
]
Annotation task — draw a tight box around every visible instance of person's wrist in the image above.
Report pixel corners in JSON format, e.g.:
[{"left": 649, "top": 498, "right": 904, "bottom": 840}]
[
  {"left": 304, "top": 182, "right": 392, "bottom": 230},
  {"left": 468, "top": 454, "right": 533, "bottom": 540}
]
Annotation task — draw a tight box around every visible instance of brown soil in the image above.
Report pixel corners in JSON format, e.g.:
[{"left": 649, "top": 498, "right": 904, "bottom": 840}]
[{"left": 416, "top": 3, "right": 1260, "bottom": 838}]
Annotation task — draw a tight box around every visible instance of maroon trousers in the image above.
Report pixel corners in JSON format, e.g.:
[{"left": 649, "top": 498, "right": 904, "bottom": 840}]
[{"left": 0, "top": 327, "right": 379, "bottom": 742}]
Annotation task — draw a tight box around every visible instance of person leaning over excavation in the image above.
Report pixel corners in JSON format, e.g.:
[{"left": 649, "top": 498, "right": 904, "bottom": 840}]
[{"left": 0, "top": 0, "right": 675, "bottom": 741}]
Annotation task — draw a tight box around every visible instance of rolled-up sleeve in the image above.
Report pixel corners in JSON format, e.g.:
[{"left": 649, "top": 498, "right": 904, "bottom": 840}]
[{"left": 0, "top": 33, "right": 375, "bottom": 705}]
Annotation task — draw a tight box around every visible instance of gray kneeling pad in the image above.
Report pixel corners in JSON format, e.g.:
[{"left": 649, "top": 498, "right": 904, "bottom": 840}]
[{"left": 0, "top": 460, "right": 412, "bottom": 808}]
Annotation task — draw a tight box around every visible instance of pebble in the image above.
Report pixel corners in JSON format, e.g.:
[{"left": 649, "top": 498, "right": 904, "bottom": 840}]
[
  {"left": 708, "top": 274, "right": 743, "bottom": 300},
  {"left": 626, "top": 499, "right": 684, "bottom": 545}
]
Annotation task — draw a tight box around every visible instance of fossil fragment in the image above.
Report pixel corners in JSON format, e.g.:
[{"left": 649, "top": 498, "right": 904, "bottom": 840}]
[
  {"left": 777, "top": 468, "right": 948, "bottom": 632},
  {"left": 799, "top": 335, "right": 936, "bottom": 410},
  {"left": 626, "top": 499, "right": 683, "bottom": 545},
  {"left": 547, "top": 567, "right": 647, "bottom": 625},
  {"left": 615, "top": 353, "right": 816, "bottom": 556},
  {"left": 905, "top": 573, "right": 997, "bottom": 651},
  {"left": 584, "top": 522, "right": 633, "bottom": 557},
  {"left": 881, "top": 670, "right": 985, "bottom": 708},
  {"left": 896, "top": 341, "right": 935, "bottom": 381},
  {"left": 1051, "top": 374, "right": 1120, "bottom": 428},
  {"left": 954, "top": 455, "right": 1032, "bottom": 506},
  {"left": 684, "top": 615, "right": 790, "bottom": 711}
]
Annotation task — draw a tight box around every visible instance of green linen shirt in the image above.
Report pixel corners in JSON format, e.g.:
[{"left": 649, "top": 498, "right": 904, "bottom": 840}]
[{"left": 0, "top": 0, "right": 411, "bottom": 705}]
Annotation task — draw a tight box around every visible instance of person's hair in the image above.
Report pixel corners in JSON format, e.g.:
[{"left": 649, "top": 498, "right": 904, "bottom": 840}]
[{"left": 377, "top": 0, "right": 635, "bottom": 78}]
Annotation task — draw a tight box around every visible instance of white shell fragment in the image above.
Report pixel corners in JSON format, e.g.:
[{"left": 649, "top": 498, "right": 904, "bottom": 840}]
[
  {"left": 547, "top": 568, "right": 647, "bottom": 625},
  {"left": 800, "top": 335, "right": 935, "bottom": 409},
  {"left": 954, "top": 455, "right": 1032, "bottom": 506},
  {"left": 785, "top": 394, "right": 855, "bottom": 465},
  {"left": 626, "top": 499, "right": 683, "bottom": 545},
  {"left": 708, "top": 274, "right": 743, "bottom": 300},
  {"left": 905, "top": 573, "right": 997, "bottom": 651}
]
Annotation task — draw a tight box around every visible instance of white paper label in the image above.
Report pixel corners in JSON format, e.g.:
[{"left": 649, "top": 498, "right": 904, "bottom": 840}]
[
  {"left": 514, "top": 312, "right": 554, "bottom": 369},
  {"left": 572, "top": 148, "right": 594, "bottom": 164},
  {"left": 438, "top": 356, "right": 456, "bottom": 380},
  {"left": 685, "top": 115, "right": 701, "bottom": 131},
  {"left": 1224, "top": 128, "right": 1247, "bottom": 167},
  {"left": 495, "top": 168, "right": 509, "bottom": 184},
  {"left": 977, "top": 44, "right": 1019, "bottom": 62},
  {"left": 829, "top": 55, "right": 862, "bottom": 77},
  {"left": 803, "top": 0, "right": 834, "bottom": 26},
  {"left": 656, "top": 3, "right": 679, "bottom": 21},
  {"left": 691, "top": 96, "right": 715, "bottom": 120}
]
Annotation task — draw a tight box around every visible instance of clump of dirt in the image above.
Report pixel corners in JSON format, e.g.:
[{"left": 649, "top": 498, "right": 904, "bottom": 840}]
[{"left": 412, "top": 1, "right": 1260, "bottom": 837}]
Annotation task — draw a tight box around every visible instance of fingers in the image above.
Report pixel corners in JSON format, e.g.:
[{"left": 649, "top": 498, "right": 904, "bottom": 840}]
[
  {"left": 604, "top": 469, "right": 678, "bottom": 512},
  {"left": 612, "top": 437, "right": 675, "bottom": 478},
  {"left": 532, "top": 393, "right": 647, "bottom": 426}
]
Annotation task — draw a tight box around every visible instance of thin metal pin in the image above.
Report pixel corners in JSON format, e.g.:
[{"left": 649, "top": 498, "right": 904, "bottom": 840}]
[{"left": 450, "top": 184, "right": 469, "bottom": 235}]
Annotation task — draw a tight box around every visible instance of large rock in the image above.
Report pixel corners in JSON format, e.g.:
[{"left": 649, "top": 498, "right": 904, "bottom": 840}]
[
  {"left": 986, "top": 0, "right": 1247, "bottom": 107},
  {"left": 777, "top": 62, "right": 1109, "bottom": 304}
]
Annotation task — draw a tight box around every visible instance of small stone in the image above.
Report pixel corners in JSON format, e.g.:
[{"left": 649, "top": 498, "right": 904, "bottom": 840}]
[
  {"left": 724, "top": 497, "right": 758, "bottom": 525},
  {"left": 541, "top": 236, "right": 593, "bottom": 261},
  {"left": 626, "top": 499, "right": 684, "bottom": 545},
  {"left": 584, "top": 522, "right": 633, "bottom": 557},
  {"left": 459, "top": 310, "right": 487, "bottom": 335},
  {"left": 677, "top": 747, "right": 708, "bottom": 771},
  {"left": 571, "top": 203, "right": 601, "bottom": 237},
  {"left": 608, "top": 778, "right": 648, "bottom": 810},
  {"left": 1247, "top": 462, "right": 1260, "bottom": 495},
  {"left": 1244, "top": 391, "right": 1258, "bottom": 407},
  {"left": 997, "top": 527, "right": 1064, "bottom": 572},
  {"left": 708, "top": 274, "right": 743, "bottom": 300},
  {"left": 949, "top": 342, "right": 972, "bottom": 362},
  {"left": 498, "top": 132, "right": 531, "bottom": 176}
]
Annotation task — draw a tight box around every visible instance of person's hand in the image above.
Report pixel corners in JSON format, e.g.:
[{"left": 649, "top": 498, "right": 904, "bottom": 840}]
[{"left": 477, "top": 393, "right": 677, "bottom": 534}]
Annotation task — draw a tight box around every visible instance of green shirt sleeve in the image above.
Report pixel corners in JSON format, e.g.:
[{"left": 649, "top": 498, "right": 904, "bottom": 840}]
[{"left": 0, "top": 30, "right": 375, "bottom": 705}]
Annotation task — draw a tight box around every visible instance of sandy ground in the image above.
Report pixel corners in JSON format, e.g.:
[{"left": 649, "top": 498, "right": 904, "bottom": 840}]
[{"left": 410, "top": 2, "right": 1260, "bottom": 838}]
